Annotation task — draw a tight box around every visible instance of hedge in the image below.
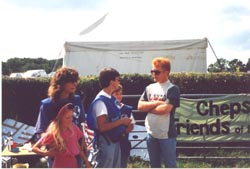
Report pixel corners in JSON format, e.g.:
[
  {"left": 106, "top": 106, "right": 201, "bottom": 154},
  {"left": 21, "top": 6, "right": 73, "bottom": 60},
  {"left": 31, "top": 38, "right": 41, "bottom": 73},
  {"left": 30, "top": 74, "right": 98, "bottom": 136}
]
[{"left": 2, "top": 72, "right": 250, "bottom": 126}]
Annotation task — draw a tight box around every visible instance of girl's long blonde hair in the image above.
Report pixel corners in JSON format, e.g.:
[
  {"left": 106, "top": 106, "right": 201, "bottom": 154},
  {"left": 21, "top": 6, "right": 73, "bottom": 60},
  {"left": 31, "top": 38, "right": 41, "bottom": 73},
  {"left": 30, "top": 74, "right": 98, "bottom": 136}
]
[{"left": 46, "top": 103, "right": 75, "bottom": 151}]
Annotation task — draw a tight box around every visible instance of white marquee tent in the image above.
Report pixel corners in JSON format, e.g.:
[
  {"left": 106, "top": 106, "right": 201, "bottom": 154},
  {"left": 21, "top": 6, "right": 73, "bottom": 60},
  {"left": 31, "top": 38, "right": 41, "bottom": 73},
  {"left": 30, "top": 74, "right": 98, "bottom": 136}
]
[{"left": 62, "top": 13, "right": 208, "bottom": 76}]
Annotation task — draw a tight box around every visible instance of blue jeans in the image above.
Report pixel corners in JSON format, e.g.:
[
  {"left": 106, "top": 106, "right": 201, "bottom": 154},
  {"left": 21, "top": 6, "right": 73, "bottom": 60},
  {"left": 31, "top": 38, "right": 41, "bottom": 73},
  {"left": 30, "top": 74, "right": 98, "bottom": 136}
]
[
  {"left": 120, "top": 136, "right": 131, "bottom": 168},
  {"left": 147, "top": 134, "right": 177, "bottom": 168},
  {"left": 95, "top": 135, "right": 121, "bottom": 168}
]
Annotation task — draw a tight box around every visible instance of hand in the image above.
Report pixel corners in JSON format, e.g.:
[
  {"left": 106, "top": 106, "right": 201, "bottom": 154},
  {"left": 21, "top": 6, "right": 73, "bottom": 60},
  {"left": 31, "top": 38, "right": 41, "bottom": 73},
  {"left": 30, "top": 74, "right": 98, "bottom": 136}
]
[
  {"left": 125, "top": 123, "right": 134, "bottom": 134},
  {"left": 45, "top": 147, "right": 60, "bottom": 157},
  {"left": 85, "top": 161, "right": 92, "bottom": 168},
  {"left": 121, "top": 117, "right": 132, "bottom": 126},
  {"left": 45, "top": 142, "right": 63, "bottom": 157},
  {"left": 80, "top": 151, "right": 92, "bottom": 168}
]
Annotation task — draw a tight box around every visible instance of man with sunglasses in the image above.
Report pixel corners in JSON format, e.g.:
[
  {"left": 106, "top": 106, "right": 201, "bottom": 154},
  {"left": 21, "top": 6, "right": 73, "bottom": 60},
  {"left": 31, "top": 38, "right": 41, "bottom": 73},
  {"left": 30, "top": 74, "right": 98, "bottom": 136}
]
[{"left": 138, "top": 57, "right": 180, "bottom": 168}]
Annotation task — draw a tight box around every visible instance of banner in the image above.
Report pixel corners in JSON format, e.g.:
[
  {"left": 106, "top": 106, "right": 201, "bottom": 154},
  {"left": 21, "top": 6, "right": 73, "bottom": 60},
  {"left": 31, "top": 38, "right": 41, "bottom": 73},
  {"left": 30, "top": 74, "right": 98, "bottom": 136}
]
[{"left": 175, "top": 94, "right": 250, "bottom": 142}]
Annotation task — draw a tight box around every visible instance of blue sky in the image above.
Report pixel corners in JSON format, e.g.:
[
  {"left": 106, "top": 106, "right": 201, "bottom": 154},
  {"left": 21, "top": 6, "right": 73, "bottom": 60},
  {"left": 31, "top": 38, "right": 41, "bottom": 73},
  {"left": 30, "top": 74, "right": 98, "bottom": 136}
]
[
  {"left": 0, "top": 0, "right": 249, "bottom": 65},
  {"left": 4, "top": 0, "right": 104, "bottom": 10}
]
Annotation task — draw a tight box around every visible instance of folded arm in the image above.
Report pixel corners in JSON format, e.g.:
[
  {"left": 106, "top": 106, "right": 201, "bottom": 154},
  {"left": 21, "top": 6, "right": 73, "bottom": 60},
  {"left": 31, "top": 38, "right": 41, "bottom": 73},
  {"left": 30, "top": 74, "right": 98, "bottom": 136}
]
[{"left": 138, "top": 100, "right": 173, "bottom": 115}]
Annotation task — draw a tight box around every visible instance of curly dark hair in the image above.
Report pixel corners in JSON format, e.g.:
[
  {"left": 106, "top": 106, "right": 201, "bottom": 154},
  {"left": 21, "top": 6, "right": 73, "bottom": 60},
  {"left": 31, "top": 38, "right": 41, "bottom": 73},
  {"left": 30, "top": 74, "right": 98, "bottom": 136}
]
[{"left": 48, "top": 67, "right": 79, "bottom": 102}]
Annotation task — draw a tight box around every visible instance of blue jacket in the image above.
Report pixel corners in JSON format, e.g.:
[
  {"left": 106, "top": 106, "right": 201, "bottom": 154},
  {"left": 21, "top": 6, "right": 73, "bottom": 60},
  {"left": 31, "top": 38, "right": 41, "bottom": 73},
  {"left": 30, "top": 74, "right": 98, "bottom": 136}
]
[
  {"left": 87, "top": 95, "right": 126, "bottom": 143},
  {"left": 35, "top": 95, "right": 85, "bottom": 134}
]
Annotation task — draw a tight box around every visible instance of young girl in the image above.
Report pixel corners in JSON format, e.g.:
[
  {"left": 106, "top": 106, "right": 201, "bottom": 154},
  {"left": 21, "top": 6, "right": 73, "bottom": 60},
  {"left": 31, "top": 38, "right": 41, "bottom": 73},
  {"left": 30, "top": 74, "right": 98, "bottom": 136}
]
[{"left": 32, "top": 103, "right": 91, "bottom": 168}]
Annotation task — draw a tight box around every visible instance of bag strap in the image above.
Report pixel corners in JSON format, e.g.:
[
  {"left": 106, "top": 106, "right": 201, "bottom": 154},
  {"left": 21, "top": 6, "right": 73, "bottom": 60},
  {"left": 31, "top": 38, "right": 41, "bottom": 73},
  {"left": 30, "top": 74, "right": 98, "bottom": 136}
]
[{"left": 94, "top": 131, "right": 111, "bottom": 148}]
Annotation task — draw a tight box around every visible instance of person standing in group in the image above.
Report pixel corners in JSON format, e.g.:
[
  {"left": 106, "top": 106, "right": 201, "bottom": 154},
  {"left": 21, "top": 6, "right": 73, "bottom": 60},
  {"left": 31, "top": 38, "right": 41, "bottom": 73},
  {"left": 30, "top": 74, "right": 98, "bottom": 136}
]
[
  {"left": 32, "top": 103, "right": 91, "bottom": 168},
  {"left": 112, "top": 84, "right": 135, "bottom": 168},
  {"left": 137, "top": 57, "right": 180, "bottom": 168},
  {"left": 34, "top": 67, "right": 87, "bottom": 167},
  {"left": 87, "top": 67, "right": 132, "bottom": 168}
]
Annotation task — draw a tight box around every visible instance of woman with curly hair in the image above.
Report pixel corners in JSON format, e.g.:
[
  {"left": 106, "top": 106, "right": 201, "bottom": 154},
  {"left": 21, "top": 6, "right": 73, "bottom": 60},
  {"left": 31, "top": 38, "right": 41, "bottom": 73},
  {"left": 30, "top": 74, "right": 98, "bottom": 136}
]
[{"left": 34, "top": 67, "right": 87, "bottom": 167}]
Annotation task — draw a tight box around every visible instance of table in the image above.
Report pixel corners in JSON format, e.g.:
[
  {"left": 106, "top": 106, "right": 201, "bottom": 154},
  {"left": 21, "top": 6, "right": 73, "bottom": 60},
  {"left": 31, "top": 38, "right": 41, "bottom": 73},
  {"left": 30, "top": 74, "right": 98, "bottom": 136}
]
[
  {"left": 2, "top": 146, "right": 36, "bottom": 157},
  {"left": 2, "top": 145, "right": 37, "bottom": 168}
]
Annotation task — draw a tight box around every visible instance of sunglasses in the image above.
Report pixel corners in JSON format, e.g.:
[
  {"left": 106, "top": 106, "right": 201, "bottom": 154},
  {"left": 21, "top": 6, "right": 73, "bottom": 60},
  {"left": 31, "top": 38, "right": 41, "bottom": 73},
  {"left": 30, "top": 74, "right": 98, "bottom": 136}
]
[
  {"left": 68, "top": 79, "right": 79, "bottom": 83},
  {"left": 150, "top": 70, "right": 162, "bottom": 75},
  {"left": 66, "top": 77, "right": 79, "bottom": 83}
]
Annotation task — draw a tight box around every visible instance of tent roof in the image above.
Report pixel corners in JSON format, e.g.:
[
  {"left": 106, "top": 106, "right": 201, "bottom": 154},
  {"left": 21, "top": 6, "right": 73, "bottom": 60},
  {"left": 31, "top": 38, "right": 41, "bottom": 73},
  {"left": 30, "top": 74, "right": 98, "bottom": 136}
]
[{"left": 65, "top": 38, "right": 207, "bottom": 52}]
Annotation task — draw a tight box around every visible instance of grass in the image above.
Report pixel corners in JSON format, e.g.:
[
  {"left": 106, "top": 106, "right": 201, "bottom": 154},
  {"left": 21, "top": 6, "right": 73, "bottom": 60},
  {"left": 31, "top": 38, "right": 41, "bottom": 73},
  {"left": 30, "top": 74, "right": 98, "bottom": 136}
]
[
  {"left": 10, "top": 149, "right": 250, "bottom": 168},
  {"left": 128, "top": 149, "right": 250, "bottom": 168}
]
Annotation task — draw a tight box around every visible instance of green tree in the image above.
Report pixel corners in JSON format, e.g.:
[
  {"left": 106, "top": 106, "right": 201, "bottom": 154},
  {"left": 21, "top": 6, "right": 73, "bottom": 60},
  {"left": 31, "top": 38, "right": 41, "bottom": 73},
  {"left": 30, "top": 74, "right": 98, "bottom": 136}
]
[
  {"left": 1, "top": 57, "right": 62, "bottom": 75},
  {"left": 208, "top": 58, "right": 229, "bottom": 72},
  {"left": 208, "top": 58, "right": 249, "bottom": 72},
  {"left": 228, "top": 59, "right": 246, "bottom": 72},
  {"left": 2, "top": 62, "right": 11, "bottom": 76}
]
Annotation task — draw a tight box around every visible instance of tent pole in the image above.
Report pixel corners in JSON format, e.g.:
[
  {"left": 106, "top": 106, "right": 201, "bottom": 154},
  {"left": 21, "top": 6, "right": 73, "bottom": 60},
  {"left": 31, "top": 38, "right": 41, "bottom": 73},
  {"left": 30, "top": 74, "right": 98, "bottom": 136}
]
[{"left": 207, "top": 39, "right": 223, "bottom": 70}]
